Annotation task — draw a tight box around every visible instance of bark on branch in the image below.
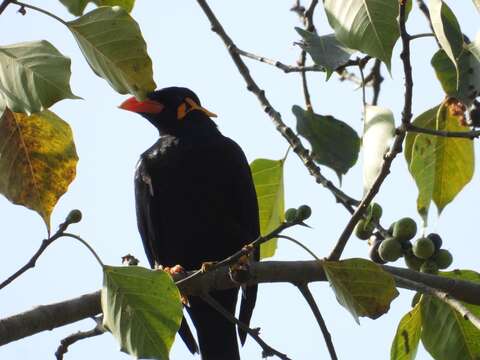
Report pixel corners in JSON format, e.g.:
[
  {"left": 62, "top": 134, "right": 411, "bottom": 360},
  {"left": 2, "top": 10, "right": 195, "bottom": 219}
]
[{"left": 2, "top": 261, "right": 480, "bottom": 346}]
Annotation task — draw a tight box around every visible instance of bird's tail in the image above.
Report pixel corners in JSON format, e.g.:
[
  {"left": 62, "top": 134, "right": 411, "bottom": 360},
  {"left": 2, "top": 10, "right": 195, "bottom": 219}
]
[
  {"left": 238, "top": 283, "right": 258, "bottom": 345},
  {"left": 178, "top": 315, "right": 199, "bottom": 355},
  {"left": 187, "top": 289, "right": 240, "bottom": 360}
]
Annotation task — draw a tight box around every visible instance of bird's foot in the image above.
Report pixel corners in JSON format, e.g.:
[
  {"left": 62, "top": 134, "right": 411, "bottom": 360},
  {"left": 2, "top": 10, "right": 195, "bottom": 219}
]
[
  {"left": 157, "top": 265, "right": 189, "bottom": 305},
  {"left": 229, "top": 255, "right": 251, "bottom": 284},
  {"left": 200, "top": 261, "right": 216, "bottom": 273}
]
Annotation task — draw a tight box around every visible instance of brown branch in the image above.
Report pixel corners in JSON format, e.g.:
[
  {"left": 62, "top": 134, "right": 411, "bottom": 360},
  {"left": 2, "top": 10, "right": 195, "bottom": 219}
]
[
  {"left": 296, "top": 284, "right": 338, "bottom": 360},
  {"left": 195, "top": 0, "right": 359, "bottom": 212},
  {"left": 327, "top": 1, "right": 414, "bottom": 261},
  {"left": 369, "top": 59, "right": 383, "bottom": 105},
  {"left": 55, "top": 318, "right": 105, "bottom": 360},
  {"left": 406, "top": 124, "right": 480, "bottom": 139},
  {"left": 0, "top": 0, "right": 13, "bottom": 14},
  {"left": 3, "top": 261, "right": 480, "bottom": 345},
  {"left": 0, "top": 220, "right": 73, "bottom": 290},
  {"left": 393, "top": 275, "right": 480, "bottom": 331},
  {"left": 201, "top": 293, "right": 291, "bottom": 359},
  {"left": 0, "top": 291, "right": 101, "bottom": 346}
]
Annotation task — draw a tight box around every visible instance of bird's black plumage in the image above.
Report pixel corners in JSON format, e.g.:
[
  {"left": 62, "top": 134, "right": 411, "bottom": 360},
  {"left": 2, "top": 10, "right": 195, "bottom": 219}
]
[{"left": 124, "top": 87, "right": 260, "bottom": 359}]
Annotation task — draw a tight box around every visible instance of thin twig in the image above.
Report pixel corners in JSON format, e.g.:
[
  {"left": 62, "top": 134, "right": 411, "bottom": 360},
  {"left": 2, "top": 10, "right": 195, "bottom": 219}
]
[
  {"left": 296, "top": 284, "right": 338, "bottom": 360},
  {"left": 393, "top": 275, "right": 480, "bottom": 331},
  {"left": 11, "top": 0, "right": 67, "bottom": 25},
  {"left": 297, "top": 0, "right": 318, "bottom": 111},
  {"left": 409, "top": 32, "right": 435, "bottom": 40},
  {"left": 0, "top": 221, "right": 71, "bottom": 290},
  {"left": 236, "top": 48, "right": 325, "bottom": 73},
  {"left": 195, "top": 0, "right": 360, "bottom": 212},
  {"left": 201, "top": 293, "right": 292, "bottom": 360},
  {"left": 55, "top": 318, "right": 105, "bottom": 360},
  {"left": 327, "top": 1, "right": 414, "bottom": 261},
  {"left": 277, "top": 235, "right": 321, "bottom": 261},
  {"left": 416, "top": 0, "right": 441, "bottom": 47},
  {"left": 369, "top": 59, "right": 383, "bottom": 105},
  {"left": 176, "top": 222, "right": 292, "bottom": 287},
  {"left": 0, "top": 0, "right": 13, "bottom": 14},
  {"left": 358, "top": 61, "right": 367, "bottom": 108},
  {"left": 406, "top": 124, "right": 480, "bottom": 139}
]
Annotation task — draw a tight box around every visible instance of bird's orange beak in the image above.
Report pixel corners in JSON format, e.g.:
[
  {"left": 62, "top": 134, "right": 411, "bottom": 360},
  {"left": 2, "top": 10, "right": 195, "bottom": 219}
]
[{"left": 119, "top": 96, "right": 165, "bottom": 114}]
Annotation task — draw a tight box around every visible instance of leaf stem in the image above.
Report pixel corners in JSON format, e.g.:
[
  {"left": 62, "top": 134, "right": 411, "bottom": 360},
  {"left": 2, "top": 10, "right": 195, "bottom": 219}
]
[
  {"left": 277, "top": 235, "right": 321, "bottom": 262},
  {"left": 61, "top": 233, "right": 105, "bottom": 268},
  {"left": 12, "top": 0, "right": 67, "bottom": 25}
]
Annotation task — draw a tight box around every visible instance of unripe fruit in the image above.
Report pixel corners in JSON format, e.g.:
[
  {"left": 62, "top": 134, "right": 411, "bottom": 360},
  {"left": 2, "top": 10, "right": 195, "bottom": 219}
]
[
  {"left": 378, "top": 237, "right": 403, "bottom": 262},
  {"left": 369, "top": 238, "right": 386, "bottom": 264},
  {"left": 297, "top": 205, "right": 312, "bottom": 221},
  {"left": 66, "top": 209, "right": 82, "bottom": 224},
  {"left": 393, "top": 217, "right": 417, "bottom": 241},
  {"left": 420, "top": 260, "right": 439, "bottom": 274},
  {"left": 285, "top": 208, "right": 298, "bottom": 223},
  {"left": 404, "top": 251, "right": 424, "bottom": 271},
  {"left": 413, "top": 237, "right": 435, "bottom": 259},
  {"left": 433, "top": 249, "right": 453, "bottom": 269},
  {"left": 369, "top": 203, "right": 383, "bottom": 221},
  {"left": 355, "top": 219, "right": 374, "bottom": 240},
  {"left": 427, "top": 233, "right": 443, "bottom": 251}
]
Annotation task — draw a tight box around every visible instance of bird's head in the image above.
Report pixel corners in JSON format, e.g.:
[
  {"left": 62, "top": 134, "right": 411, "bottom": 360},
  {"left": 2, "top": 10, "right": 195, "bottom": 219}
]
[{"left": 119, "top": 87, "right": 217, "bottom": 135}]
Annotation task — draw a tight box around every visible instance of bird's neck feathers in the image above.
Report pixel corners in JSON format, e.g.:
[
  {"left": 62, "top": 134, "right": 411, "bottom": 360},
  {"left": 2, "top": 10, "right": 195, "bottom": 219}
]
[{"left": 153, "top": 110, "right": 220, "bottom": 138}]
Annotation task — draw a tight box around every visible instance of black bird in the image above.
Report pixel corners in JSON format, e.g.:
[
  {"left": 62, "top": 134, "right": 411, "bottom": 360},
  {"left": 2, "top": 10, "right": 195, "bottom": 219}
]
[{"left": 120, "top": 87, "right": 260, "bottom": 360}]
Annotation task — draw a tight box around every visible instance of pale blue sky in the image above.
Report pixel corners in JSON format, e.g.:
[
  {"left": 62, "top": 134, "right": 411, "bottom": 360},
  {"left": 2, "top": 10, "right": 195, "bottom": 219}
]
[{"left": 0, "top": 1, "right": 478, "bottom": 359}]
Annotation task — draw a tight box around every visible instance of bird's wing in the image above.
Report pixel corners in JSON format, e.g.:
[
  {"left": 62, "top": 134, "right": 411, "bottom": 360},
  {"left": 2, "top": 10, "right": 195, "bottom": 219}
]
[
  {"left": 134, "top": 157, "right": 199, "bottom": 354},
  {"left": 221, "top": 138, "right": 260, "bottom": 345},
  {"left": 134, "top": 158, "right": 157, "bottom": 268}
]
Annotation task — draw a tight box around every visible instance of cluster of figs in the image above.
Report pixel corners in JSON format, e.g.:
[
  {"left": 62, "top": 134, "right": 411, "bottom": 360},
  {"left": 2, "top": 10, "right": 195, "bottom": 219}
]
[{"left": 355, "top": 204, "right": 453, "bottom": 274}]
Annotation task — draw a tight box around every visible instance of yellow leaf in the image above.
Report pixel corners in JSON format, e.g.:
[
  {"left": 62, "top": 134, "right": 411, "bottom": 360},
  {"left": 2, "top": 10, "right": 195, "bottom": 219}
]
[{"left": 0, "top": 109, "right": 78, "bottom": 233}]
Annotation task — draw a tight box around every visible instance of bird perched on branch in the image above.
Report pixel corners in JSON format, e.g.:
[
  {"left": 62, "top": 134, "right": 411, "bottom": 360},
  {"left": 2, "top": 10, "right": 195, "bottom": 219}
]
[{"left": 119, "top": 87, "right": 260, "bottom": 360}]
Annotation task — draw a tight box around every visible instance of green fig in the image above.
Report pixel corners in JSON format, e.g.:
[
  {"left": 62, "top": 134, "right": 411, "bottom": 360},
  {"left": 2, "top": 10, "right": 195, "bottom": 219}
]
[
  {"left": 285, "top": 208, "right": 298, "bottom": 223},
  {"left": 355, "top": 219, "right": 374, "bottom": 240},
  {"left": 404, "top": 251, "right": 424, "bottom": 271},
  {"left": 378, "top": 237, "right": 403, "bottom": 262},
  {"left": 393, "top": 217, "right": 417, "bottom": 241},
  {"left": 369, "top": 203, "right": 383, "bottom": 221},
  {"left": 420, "top": 260, "right": 439, "bottom": 274},
  {"left": 413, "top": 237, "right": 435, "bottom": 259},
  {"left": 433, "top": 249, "right": 453, "bottom": 269},
  {"left": 427, "top": 233, "right": 443, "bottom": 251},
  {"left": 65, "top": 209, "right": 82, "bottom": 224},
  {"left": 297, "top": 205, "right": 312, "bottom": 221}
]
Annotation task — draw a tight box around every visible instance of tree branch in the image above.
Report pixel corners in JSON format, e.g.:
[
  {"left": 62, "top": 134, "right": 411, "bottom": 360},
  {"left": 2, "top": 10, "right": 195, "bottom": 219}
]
[
  {"left": 296, "top": 283, "right": 338, "bottom": 360},
  {"left": 393, "top": 275, "right": 480, "bottom": 331},
  {"left": 201, "top": 293, "right": 291, "bottom": 359},
  {"left": 0, "top": 0, "right": 13, "bottom": 15},
  {"left": 406, "top": 124, "right": 480, "bottom": 139},
  {"left": 3, "top": 261, "right": 480, "bottom": 345},
  {"left": 55, "top": 318, "right": 105, "bottom": 360},
  {"left": 327, "top": 1, "right": 414, "bottom": 261},
  {"left": 195, "top": 0, "right": 360, "bottom": 212}
]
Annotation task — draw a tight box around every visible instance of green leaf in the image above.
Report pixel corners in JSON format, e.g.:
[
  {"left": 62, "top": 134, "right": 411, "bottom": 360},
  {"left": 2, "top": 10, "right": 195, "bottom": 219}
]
[
  {"left": 390, "top": 303, "right": 422, "bottom": 360},
  {"left": 406, "top": 104, "right": 474, "bottom": 221},
  {"left": 250, "top": 159, "right": 285, "bottom": 259},
  {"left": 421, "top": 270, "right": 480, "bottom": 360},
  {"left": 68, "top": 6, "right": 156, "bottom": 100},
  {"left": 323, "top": 0, "right": 400, "bottom": 69},
  {"left": 295, "top": 28, "right": 354, "bottom": 79},
  {"left": 362, "top": 105, "right": 395, "bottom": 194},
  {"left": 323, "top": 258, "right": 399, "bottom": 323},
  {"left": 102, "top": 266, "right": 182, "bottom": 360},
  {"left": 0, "top": 109, "right": 78, "bottom": 233},
  {"left": 59, "top": 0, "right": 135, "bottom": 16},
  {"left": 429, "top": 0, "right": 463, "bottom": 82},
  {"left": 293, "top": 105, "right": 360, "bottom": 180},
  {"left": 431, "top": 49, "right": 480, "bottom": 105},
  {"left": 0, "top": 40, "right": 80, "bottom": 114}
]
